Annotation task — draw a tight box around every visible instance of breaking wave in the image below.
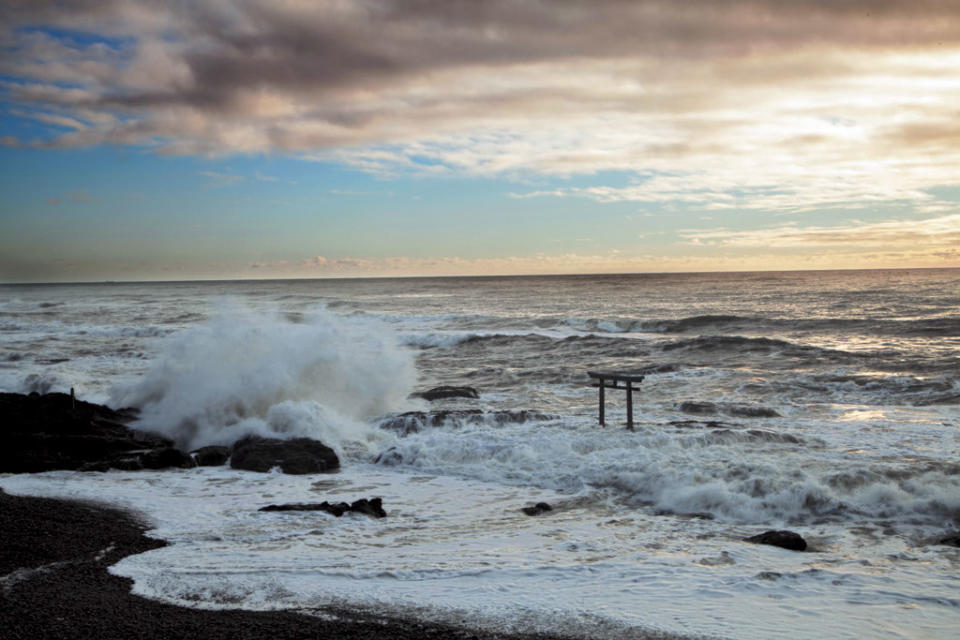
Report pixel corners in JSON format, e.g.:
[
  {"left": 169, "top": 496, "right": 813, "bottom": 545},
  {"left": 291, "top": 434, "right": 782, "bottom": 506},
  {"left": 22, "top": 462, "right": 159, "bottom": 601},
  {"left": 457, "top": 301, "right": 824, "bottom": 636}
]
[
  {"left": 373, "top": 416, "right": 960, "bottom": 526},
  {"left": 110, "top": 303, "right": 416, "bottom": 452}
]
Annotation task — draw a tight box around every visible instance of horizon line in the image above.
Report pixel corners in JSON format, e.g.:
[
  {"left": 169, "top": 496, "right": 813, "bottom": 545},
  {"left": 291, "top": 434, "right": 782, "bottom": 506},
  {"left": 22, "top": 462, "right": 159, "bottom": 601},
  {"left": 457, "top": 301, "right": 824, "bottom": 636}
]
[{"left": 2, "top": 265, "right": 958, "bottom": 287}]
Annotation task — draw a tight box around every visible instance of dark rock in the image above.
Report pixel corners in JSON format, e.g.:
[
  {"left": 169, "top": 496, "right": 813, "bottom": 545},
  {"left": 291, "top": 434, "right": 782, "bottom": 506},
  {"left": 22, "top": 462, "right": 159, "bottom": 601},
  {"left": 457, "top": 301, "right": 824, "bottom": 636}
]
[
  {"left": 744, "top": 429, "right": 800, "bottom": 444},
  {"left": 411, "top": 386, "right": 480, "bottom": 401},
  {"left": 745, "top": 530, "right": 807, "bottom": 551},
  {"left": 938, "top": 533, "right": 960, "bottom": 547},
  {"left": 678, "top": 401, "right": 717, "bottom": 416},
  {"left": 324, "top": 502, "right": 350, "bottom": 517},
  {"left": 111, "top": 456, "right": 144, "bottom": 471},
  {"left": 728, "top": 405, "right": 780, "bottom": 418},
  {"left": 141, "top": 447, "right": 196, "bottom": 470},
  {"left": 521, "top": 502, "right": 553, "bottom": 516},
  {"left": 372, "top": 447, "right": 404, "bottom": 466},
  {"left": 79, "top": 460, "right": 111, "bottom": 472},
  {"left": 654, "top": 509, "right": 714, "bottom": 520},
  {"left": 259, "top": 497, "right": 385, "bottom": 518},
  {"left": 350, "top": 498, "right": 387, "bottom": 518},
  {"left": 0, "top": 392, "right": 174, "bottom": 473},
  {"left": 230, "top": 436, "right": 339, "bottom": 474},
  {"left": 191, "top": 445, "right": 230, "bottom": 466},
  {"left": 677, "top": 401, "right": 780, "bottom": 419},
  {"left": 379, "top": 409, "right": 558, "bottom": 435}
]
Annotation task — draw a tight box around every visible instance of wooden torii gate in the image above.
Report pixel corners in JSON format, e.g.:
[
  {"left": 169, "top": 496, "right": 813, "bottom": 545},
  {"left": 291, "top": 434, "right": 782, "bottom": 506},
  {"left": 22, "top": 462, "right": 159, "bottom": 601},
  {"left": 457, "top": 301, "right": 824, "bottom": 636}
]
[{"left": 587, "top": 371, "right": 645, "bottom": 430}]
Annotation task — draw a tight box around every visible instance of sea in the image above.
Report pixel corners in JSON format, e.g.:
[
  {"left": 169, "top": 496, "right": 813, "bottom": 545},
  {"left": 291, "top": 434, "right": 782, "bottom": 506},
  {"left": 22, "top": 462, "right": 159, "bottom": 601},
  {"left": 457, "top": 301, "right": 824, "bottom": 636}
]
[{"left": 1, "top": 269, "right": 958, "bottom": 639}]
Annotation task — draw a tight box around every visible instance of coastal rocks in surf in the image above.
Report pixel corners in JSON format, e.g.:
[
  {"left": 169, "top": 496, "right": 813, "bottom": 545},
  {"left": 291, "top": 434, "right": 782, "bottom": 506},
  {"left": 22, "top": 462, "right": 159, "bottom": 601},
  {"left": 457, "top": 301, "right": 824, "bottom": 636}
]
[
  {"left": 521, "top": 502, "right": 553, "bottom": 516},
  {"left": 669, "top": 420, "right": 803, "bottom": 445},
  {"left": 745, "top": 530, "right": 807, "bottom": 551},
  {"left": 410, "top": 385, "right": 480, "bottom": 401},
  {"left": 260, "top": 497, "right": 386, "bottom": 518},
  {"left": 677, "top": 401, "right": 780, "bottom": 419},
  {"left": 937, "top": 533, "right": 960, "bottom": 548},
  {"left": 0, "top": 391, "right": 193, "bottom": 473},
  {"left": 190, "top": 445, "right": 230, "bottom": 466},
  {"left": 230, "top": 436, "right": 339, "bottom": 474},
  {"left": 378, "top": 409, "right": 558, "bottom": 435}
]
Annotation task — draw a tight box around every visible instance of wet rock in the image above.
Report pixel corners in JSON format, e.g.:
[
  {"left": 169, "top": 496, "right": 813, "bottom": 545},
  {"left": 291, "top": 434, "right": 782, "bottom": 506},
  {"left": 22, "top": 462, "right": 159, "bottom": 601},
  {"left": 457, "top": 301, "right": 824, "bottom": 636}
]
[
  {"left": 937, "top": 533, "right": 960, "bottom": 547},
  {"left": 728, "top": 405, "right": 780, "bottom": 418},
  {"left": 379, "top": 409, "right": 557, "bottom": 435},
  {"left": 78, "top": 460, "right": 111, "bottom": 472},
  {"left": 259, "top": 497, "right": 385, "bottom": 518},
  {"left": 372, "top": 447, "right": 404, "bottom": 466},
  {"left": 230, "top": 436, "right": 339, "bottom": 474},
  {"left": 411, "top": 386, "right": 480, "bottom": 401},
  {"left": 669, "top": 419, "right": 740, "bottom": 430},
  {"left": 745, "top": 530, "right": 807, "bottom": 551},
  {"left": 110, "top": 456, "right": 144, "bottom": 471},
  {"left": 191, "top": 445, "right": 230, "bottom": 466},
  {"left": 0, "top": 392, "right": 174, "bottom": 473},
  {"left": 141, "top": 447, "right": 196, "bottom": 470},
  {"left": 654, "top": 509, "right": 714, "bottom": 520},
  {"left": 521, "top": 502, "right": 553, "bottom": 516},
  {"left": 677, "top": 401, "right": 718, "bottom": 416},
  {"left": 677, "top": 401, "right": 780, "bottom": 419},
  {"left": 744, "top": 429, "right": 800, "bottom": 444},
  {"left": 350, "top": 498, "right": 387, "bottom": 518}
]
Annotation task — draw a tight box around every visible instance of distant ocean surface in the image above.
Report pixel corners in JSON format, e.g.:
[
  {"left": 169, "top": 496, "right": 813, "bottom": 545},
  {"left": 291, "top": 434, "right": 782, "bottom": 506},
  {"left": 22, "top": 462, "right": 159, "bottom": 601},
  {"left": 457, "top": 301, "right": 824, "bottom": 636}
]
[{"left": 1, "top": 269, "right": 958, "bottom": 639}]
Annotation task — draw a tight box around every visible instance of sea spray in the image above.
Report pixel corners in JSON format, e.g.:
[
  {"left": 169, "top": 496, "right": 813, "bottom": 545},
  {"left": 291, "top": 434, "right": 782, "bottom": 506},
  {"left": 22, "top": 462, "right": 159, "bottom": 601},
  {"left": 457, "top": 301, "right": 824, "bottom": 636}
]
[{"left": 110, "top": 303, "right": 417, "bottom": 452}]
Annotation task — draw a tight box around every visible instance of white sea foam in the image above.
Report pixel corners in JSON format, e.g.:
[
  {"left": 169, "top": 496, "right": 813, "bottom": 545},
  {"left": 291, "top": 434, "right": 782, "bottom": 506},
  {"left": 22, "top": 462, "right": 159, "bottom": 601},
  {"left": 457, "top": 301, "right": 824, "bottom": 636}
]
[
  {"left": 374, "top": 418, "right": 960, "bottom": 527},
  {"left": 109, "top": 303, "right": 416, "bottom": 452},
  {"left": 2, "top": 272, "right": 958, "bottom": 639},
  {"left": 2, "top": 467, "right": 957, "bottom": 640}
]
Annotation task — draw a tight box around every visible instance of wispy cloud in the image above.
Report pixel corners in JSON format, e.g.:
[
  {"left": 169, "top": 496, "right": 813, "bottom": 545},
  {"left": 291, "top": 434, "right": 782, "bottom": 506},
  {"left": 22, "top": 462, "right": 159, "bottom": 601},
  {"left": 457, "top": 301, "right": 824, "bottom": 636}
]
[
  {"left": 679, "top": 214, "right": 960, "bottom": 249},
  {"left": 3, "top": 1, "right": 960, "bottom": 219},
  {"left": 198, "top": 170, "right": 243, "bottom": 187}
]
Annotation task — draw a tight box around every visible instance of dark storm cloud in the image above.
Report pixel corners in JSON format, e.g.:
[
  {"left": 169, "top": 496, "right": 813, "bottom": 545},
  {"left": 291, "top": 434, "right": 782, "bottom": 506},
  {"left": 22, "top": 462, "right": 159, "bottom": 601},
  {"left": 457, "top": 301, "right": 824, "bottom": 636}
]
[{"left": 2, "top": 0, "right": 959, "bottom": 205}]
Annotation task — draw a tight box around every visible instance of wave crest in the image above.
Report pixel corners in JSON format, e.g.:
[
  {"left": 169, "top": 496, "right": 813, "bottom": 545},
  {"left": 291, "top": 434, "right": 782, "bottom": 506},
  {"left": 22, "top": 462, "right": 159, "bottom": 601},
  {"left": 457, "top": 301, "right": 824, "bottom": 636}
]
[{"left": 110, "top": 303, "right": 416, "bottom": 451}]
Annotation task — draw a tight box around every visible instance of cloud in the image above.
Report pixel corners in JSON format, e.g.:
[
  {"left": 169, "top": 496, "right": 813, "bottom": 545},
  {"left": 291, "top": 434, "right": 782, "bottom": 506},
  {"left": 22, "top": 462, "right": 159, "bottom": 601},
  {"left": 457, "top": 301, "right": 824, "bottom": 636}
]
[
  {"left": 3, "top": 1, "right": 960, "bottom": 216},
  {"left": 678, "top": 214, "right": 960, "bottom": 249},
  {"left": 198, "top": 170, "right": 243, "bottom": 187},
  {"left": 239, "top": 234, "right": 960, "bottom": 279}
]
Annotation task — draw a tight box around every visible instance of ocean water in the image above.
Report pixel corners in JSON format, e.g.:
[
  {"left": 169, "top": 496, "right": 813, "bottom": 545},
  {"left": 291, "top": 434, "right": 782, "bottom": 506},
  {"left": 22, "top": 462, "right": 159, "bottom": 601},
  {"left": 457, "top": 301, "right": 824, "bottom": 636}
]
[{"left": 1, "top": 270, "right": 958, "bottom": 639}]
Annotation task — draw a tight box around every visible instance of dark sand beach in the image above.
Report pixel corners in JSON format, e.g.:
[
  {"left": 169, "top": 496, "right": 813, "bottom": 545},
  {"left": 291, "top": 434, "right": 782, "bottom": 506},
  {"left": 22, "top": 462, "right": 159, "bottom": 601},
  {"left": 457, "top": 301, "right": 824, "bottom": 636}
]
[{"left": 0, "top": 488, "right": 685, "bottom": 640}]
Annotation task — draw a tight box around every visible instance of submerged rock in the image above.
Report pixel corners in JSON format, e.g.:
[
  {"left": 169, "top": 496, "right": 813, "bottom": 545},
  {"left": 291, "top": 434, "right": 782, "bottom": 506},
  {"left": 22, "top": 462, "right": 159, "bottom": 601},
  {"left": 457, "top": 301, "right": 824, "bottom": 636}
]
[
  {"left": 190, "top": 445, "right": 230, "bottom": 467},
  {"left": 521, "top": 502, "right": 553, "bottom": 516},
  {"left": 379, "top": 409, "right": 558, "bottom": 435},
  {"left": 230, "top": 436, "right": 339, "bottom": 474},
  {"left": 937, "top": 533, "right": 960, "bottom": 547},
  {"left": 411, "top": 386, "right": 480, "bottom": 401},
  {"left": 259, "top": 497, "right": 386, "bottom": 518},
  {"left": 677, "top": 401, "right": 780, "bottom": 419},
  {"left": 745, "top": 530, "right": 807, "bottom": 551}
]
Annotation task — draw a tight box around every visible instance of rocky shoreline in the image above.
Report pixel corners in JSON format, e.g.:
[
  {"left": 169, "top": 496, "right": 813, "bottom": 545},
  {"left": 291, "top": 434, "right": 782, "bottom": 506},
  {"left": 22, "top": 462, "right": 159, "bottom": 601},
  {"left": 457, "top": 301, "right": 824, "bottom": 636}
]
[
  {"left": 0, "top": 391, "right": 695, "bottom": 639},
  {"left": 1, "top": 488, "right": 619, "bottom": 640}
]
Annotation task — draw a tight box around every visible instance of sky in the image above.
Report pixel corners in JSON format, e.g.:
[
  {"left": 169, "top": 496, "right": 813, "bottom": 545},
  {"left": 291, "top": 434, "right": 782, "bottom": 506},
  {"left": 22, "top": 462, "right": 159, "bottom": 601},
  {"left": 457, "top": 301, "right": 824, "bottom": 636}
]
[{"left": 1, "top": 0, "right": 960, "bottom": 282}]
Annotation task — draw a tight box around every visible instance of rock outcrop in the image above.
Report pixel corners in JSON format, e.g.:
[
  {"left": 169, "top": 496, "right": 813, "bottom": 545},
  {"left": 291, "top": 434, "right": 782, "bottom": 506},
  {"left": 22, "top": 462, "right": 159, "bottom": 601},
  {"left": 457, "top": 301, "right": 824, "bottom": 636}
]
[
  {"left": 411, "top": 386, "right": 480, "bottom": 401},
  {"left": 745, "top": 530, "right": 807, "bottom": 551},
  {"left": 378, "top": 409, "right": 557, "bottom": 435},
  {"left": 938, "top": 533, "right": 960, "bottom": 547},
  {"left": 259, "top": 497, "right": 386, "bottom": 518},
  {"left": 0, "top": 392, "right": 192, "bottom": 472},
  {"left": 521, "top": 502, "right": 553, "bottom": 516},
  {"left": 230, "top": 436, "right": 339, "bottom": 474},
  {"left": 190, "top": 445, "right": 230, "bottom": 467}
]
